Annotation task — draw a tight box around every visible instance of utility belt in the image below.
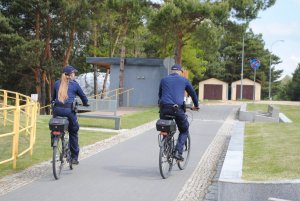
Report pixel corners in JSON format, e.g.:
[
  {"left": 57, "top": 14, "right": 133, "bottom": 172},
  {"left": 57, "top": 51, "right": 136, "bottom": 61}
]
[
  {"left": 159, "top": 103, "right": 186, "bottom": 113},
  {"left": 55, "top": 103, "right": 72, "bottom": 108},
  {"left": 54, "top": 101, "right": 78, "bottom": 113}
]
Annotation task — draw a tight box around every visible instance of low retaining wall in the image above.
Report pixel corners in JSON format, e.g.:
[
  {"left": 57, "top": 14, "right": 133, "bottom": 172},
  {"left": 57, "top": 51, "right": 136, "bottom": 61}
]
[
  {"left": 238, "top": 104, "right": 292, "bottom": 123},
  {"left": 218, "top": 122, "right": 300, "bottom": 201}
]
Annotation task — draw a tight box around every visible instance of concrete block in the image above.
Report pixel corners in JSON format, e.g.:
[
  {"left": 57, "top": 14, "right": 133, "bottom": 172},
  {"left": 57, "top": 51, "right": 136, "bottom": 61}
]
[
  {"left": 268, "top": 198, "right": 292, "bottom": 201},
  {"left": 279, "top": 113, "right": 292, "bottom": 123}
]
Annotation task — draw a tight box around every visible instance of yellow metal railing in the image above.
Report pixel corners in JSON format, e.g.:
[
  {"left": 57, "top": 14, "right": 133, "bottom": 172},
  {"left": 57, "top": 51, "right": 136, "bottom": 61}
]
[
  {"left": 39, "top": 88, "right": 135, "bottom": 113},
  {"left": 104, "top": 88, "right": 134, "bottom": 106},
  {"left": 0, "top": 89, "right": 39, "bottom": 169}
]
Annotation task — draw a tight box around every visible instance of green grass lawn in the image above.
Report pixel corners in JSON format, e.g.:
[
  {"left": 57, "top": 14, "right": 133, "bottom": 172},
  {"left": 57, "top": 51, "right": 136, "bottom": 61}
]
[
  {"left": 78, "top": 106, "right": 159, "bottom": 129},
  {"left": 243, "top": 103, "right": 300, "bottom": 180},
  {"left": 0, "top": 107, "right": 159, "bottom": 178}
]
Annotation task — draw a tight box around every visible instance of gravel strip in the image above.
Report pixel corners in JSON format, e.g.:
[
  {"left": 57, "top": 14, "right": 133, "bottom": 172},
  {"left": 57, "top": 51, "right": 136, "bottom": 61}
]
[
  {"left": 0, "top": 120, "right": 156, "bottom": 196},
  {"left": 175, "top": 108, "right": 238, "bottom": 201}
]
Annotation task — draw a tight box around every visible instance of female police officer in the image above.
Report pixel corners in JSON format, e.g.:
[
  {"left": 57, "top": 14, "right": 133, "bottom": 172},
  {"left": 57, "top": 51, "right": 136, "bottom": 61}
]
[{"left": 51, "top": 65, "right": 89, "bottom": 165}]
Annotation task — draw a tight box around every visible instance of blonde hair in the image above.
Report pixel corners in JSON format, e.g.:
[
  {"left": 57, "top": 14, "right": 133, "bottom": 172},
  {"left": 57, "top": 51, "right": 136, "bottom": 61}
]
[{"left": 58, "top": 73, "right": 70, "bottom": 103}]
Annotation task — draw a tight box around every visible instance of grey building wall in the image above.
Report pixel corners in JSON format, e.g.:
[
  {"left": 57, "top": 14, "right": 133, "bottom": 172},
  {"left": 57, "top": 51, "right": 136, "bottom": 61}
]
[{"left": 86, "top": 57, "right": 167, "bottom": 106}]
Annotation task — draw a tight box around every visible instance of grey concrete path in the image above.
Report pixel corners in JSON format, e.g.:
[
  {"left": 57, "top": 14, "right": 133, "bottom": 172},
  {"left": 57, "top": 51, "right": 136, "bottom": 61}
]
[{"left": 0, "top": 105, "right": 237, "bottom": 201}]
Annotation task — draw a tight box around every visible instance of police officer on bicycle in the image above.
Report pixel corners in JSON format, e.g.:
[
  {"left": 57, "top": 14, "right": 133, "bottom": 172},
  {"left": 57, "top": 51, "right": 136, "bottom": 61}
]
[
  {"left": 158, "top": 64, "right": 199, "bottom": 161},
  {"left": 51, "top": 65, "right": 89, "bottom": 165}
]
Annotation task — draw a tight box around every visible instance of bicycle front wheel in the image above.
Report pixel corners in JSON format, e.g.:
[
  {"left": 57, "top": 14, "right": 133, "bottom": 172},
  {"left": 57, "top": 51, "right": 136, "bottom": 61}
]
[
  {"left": 52, "top": 137, "right": 64, "bottom": 180},
  {"left": 178, "top": 134, "right": 191, "bottom": 170},
  {"left": 159, "top": 137, "right": 174, "bottom": 179}
]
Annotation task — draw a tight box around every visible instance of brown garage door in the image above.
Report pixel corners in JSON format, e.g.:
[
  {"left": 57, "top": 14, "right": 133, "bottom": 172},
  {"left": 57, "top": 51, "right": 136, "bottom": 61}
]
[
  {"left": 204, "top": 84, "right": 223, "bottom": 100},
  {"left": 236, "top": 85, "right": 253, "bottom": 100}
]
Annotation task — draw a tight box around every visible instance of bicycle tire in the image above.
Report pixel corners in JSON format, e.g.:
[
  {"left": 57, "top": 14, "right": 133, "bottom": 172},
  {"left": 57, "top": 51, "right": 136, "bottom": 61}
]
[
  {"left": 52, "top": 137, "right": 63, "bottom": 180},
  {"left": 177, "top": 134, "right": 191, "bottom": 170},
  {"left": 159, "top": 137, "right": 174, "bottom": 179}
]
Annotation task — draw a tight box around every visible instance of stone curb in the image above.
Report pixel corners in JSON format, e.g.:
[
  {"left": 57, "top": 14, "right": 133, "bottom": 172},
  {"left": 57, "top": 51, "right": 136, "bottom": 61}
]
[{"left": 175, "top": 108, "right": 238, "bottom": 201}]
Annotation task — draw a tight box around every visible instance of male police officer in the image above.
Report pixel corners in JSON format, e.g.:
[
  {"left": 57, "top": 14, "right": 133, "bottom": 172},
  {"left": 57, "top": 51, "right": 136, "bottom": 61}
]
[
  {"left": 158, "top": 64, "right": 199, "bottom": 161},
  {"left": 52, "top": 65, "right": 89, "bottom": 164}
]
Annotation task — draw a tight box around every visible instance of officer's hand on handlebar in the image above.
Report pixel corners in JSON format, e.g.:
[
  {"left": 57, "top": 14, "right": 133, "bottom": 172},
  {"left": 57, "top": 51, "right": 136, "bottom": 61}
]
[{"left": 192, "top": 106, "right": 199, "bottom": 111}]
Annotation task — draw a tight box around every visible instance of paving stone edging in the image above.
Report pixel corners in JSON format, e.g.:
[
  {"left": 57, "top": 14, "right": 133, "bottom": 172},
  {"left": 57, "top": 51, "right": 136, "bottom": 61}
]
[
  {"left": 175, "top": 108, "right": 238, "bottom": 201},
  {"left": 0, "top": 120, "right": 157, "bottom": 196}
]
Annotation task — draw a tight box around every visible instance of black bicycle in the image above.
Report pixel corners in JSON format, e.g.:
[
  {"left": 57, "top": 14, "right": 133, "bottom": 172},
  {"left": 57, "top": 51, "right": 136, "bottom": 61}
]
[
  {"left": 49, "top": 116, "right": 73, "bottom": 180},
  {"left": 156, "top": 107, "right": 194, "bottom": 179}
]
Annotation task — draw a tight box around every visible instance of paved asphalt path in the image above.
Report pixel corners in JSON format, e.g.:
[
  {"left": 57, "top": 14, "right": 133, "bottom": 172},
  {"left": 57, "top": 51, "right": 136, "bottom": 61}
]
[{"left": 0, "top": 105, "right": 237, "bottom": 201}]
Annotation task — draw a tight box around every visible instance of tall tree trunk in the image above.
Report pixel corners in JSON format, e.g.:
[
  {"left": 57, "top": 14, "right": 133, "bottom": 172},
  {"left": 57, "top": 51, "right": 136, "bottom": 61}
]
[
  {"left": 63, "top": 27, "right": 76, "bottom": 67},
  {"left": 163, "top": 32, "right": 168, "bottom": 57},
  {"left": 45, "top": 14, "right": 52, "bottom": 61},
  {"left": 111, "top": 21, "right": 129, "bottom": 57},
  {"left": 45, "top": 13, "right": 52, "bottom": 114},
  {"left": 93, "top": 22, "right": 98, "bottom": 98},
  {"left": 34, "top": 69, "right": 42, "bottom": 102},
  {"left": 175, "top": 31, "right": 184, "bottom": 65},
  {"left": 101, "top": 68, "right": 110, "bottom": 99},
  {"left": 46, "top": 72, "right": 54, "bottom": 114},
  {"left": 35, "top": 6, "right": 42, "bottom": 103},
  {"left": 119, "top": 46, "right": 125, "bottom": 107},
  {"left": 41, "top": 71, "right": 47, "bottom": 114},
  {"left": 111, "top": 28, "right": 121, "bottom": 57}
]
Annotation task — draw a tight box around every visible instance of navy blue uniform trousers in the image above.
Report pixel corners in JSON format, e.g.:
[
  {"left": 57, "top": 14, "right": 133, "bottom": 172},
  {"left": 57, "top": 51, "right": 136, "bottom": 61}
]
[
  {"left": 160, "top": 106, "right": 189, "bottom": 154},
  {"left": 53, "top": 107, "right": 80, "bottom": 160}
]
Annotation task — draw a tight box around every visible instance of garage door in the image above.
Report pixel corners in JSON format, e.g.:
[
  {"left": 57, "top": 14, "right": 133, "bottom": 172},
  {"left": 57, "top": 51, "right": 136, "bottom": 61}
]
[
  {"left": 236, "top": 85, "right": 253, "bottom": 100},
  {"left": 204, "top": 84, "right": 223, "bottom": 100}
]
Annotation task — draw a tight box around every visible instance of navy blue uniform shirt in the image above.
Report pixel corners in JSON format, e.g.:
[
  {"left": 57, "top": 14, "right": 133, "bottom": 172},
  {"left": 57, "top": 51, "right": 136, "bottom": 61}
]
[
  {"left": 158, "top": 73, "right": 199, "bottom": 107},
  {"left": 52, "top": 80, "right": 88, "bottom": 105}
]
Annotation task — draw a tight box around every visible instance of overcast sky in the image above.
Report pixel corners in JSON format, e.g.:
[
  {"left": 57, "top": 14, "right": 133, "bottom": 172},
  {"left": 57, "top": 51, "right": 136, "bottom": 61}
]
[{"left": 249, "top": 0, "right": 300, "bottom": 78}]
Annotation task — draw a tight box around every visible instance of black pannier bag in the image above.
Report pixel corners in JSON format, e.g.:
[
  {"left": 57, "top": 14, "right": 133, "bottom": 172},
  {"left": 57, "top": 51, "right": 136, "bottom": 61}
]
[
  {"left": 156, "top": 119, "right": 176, "bottom": 132},
  {"left": 49, "top": 117, "right": 69, "bottom": 132}
]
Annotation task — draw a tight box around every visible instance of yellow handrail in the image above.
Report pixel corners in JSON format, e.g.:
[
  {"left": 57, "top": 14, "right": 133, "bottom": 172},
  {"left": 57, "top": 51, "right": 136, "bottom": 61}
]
[
  {"left": 39, "top": 88, "right": 132, "bottom": 113},
  {"left": 0, "top": 89, "right": 39, "bottom": 169}
]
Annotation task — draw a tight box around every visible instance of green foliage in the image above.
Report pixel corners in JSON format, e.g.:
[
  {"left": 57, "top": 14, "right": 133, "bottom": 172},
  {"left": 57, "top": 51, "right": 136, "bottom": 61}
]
[
  {"left": 0, "top": 0, "right": 283, "bottom": 102},
  {"left": 229, "top": 0, "right": 276, "bottom": 20},
  {"left": 182, "top": 44, "right": 207, "bottom": 83},
  {"left": 288, "top": 64, "right": 300, "bottom": 101},
  {"left": 273, "top": 75, "right": 292, "bottom": 100}
]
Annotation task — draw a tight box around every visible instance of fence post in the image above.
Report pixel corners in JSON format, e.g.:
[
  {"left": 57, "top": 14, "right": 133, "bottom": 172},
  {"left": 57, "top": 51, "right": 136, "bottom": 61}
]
[
  {"left": 3, "top": 90, "right": 7, "bottom": 126},
  {"left": 33, "top": 103, "right": 38, "bottom": 143},
  {"left": 127, "top": 90, "right": 130, "bottom": 107},
  {"left": 26, "top": 98, "right": 30, "bottom": 134},
  {"left": 30, "top": 103, "right": 35, "bottom": 155},
  {"left": 12, "top": 106, "right": 20, "bottom": 169}
]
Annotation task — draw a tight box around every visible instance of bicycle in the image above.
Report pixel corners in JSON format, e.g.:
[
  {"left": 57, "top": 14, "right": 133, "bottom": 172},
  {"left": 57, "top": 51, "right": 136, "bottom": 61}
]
[
  {"left": 49, "top": 116, "right": 73, "bottom": 180},
  {"left": 156, "top": 106, "right": 195, "bottom": 179}
]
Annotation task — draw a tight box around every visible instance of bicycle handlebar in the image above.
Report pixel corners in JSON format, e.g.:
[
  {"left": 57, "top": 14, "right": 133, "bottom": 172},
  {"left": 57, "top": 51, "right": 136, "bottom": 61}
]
[
  {"left": 185, "top": 104, "right": 199, "bottom": 111},
  {"left": 78, "top": 103, "right": 90, "bottom": 107}
]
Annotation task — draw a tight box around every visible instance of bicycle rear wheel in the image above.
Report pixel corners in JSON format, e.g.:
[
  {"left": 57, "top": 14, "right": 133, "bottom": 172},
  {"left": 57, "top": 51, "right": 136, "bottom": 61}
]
[
  {"left": 159, "top": 137, "right": 174, "bottom": 179},
  {"left": 52, "top": 137, "right": 64, "bottom": 180},
  {"left": 177, "top": 134, "right": 191, "bottom": 170}
]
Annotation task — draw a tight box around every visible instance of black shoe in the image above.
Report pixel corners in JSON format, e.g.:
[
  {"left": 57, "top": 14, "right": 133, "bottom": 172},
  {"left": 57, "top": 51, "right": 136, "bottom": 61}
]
[
  {"left": 174, "top": 151, "right": 184, "bottom": 161},
  {"left": 71, "top": 159, "right": 79, "bottom": 165}
]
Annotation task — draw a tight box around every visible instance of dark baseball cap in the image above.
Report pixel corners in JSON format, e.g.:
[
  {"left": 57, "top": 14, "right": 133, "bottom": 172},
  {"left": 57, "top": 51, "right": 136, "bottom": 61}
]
[
  {"left": 171, "top": 64, "right": 183, "bottom": 72},
  {"left": 63, "top": 65, "right": 78, "bottom": 74}
]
